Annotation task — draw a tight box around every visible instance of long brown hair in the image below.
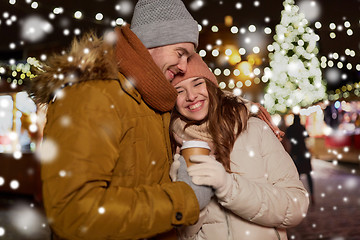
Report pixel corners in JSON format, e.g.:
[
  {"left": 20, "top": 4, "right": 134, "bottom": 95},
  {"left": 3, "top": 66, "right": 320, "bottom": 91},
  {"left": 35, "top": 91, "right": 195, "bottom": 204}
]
[{"left": 170, "top": 78, "right": 249, "bottom": 172}]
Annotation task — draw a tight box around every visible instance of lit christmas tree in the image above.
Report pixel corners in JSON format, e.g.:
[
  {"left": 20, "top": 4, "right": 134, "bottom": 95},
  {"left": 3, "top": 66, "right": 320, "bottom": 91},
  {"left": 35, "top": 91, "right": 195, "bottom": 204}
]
[{"left": 264, "top": 0, "right": 327, "bottom": 114}]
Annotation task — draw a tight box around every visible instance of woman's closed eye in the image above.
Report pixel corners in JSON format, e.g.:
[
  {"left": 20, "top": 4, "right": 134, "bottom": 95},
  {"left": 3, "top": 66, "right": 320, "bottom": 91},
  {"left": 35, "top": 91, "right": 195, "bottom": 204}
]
[
  {"left": 194, "top": 82, "right": 204, "bottom": 87},
  {"left": 176, "top": 87, "right": 184, "bottom": 94}
]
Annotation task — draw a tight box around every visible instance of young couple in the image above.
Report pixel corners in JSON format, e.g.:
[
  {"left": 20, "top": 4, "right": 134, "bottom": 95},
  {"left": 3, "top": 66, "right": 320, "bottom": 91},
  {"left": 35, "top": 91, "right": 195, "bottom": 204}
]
[{"left": 28, "top": 0, "right": 308, "bottom": 239}]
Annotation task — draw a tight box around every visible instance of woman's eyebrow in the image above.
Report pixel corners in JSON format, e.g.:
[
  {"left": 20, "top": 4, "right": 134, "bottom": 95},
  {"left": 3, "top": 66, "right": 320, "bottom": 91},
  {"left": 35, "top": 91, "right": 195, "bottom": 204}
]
[{"left": 192, "top": 77, "right": 203, "bottom": 82}]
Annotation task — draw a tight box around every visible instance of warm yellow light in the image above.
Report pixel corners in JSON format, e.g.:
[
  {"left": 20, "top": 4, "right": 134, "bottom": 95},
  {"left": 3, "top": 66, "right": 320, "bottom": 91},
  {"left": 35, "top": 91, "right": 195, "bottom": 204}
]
[
  {"left": 247, "top": 54, "right": 262, "bottom": 65},
  {"left": 228, "top": 54, "right": 241, "bottom": 65},
  {"left": 224, "top": 16, "right": 233, "bottom": 27},
  {"left": 223, "top": 45, "right": 241, "bottom": 65},
  {"left": 238, "top": 61, "right": 252, "bottom": 76}
]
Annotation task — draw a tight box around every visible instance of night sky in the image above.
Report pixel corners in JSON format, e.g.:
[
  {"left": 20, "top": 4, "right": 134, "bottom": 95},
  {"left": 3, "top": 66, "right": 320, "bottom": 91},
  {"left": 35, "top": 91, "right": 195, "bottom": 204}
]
[{"left": 1, "top": 0, "right": 360, "bottom": 93}]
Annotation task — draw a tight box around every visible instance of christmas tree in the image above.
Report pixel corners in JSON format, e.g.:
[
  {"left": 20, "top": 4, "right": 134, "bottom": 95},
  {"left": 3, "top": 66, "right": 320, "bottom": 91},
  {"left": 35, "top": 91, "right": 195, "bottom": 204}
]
[{"left": 264, "top": 0, "right": 326, "bottom": 114}]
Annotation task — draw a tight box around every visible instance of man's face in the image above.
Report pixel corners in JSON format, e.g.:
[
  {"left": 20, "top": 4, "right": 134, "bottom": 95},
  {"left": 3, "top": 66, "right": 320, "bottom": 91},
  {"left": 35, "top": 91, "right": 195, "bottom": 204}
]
[{"left": 148, "top": 42, "right": 195, "bottom": 81}]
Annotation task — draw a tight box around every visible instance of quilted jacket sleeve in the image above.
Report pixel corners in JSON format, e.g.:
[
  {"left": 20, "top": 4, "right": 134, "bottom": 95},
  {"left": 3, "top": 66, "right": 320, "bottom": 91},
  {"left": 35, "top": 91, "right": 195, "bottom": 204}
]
[
  {"left": 41, "top": 82, "right": 199, "bottom": 240},
  {"left": 217, "top": 118, "right": 309, "bottom": 228}
]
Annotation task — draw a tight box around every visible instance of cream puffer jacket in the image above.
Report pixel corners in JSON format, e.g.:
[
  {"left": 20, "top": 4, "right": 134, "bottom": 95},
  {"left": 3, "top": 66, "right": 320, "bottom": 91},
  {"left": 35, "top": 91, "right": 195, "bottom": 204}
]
[{"left": 178, "top": 117, "right": 309, "bottom": 240}]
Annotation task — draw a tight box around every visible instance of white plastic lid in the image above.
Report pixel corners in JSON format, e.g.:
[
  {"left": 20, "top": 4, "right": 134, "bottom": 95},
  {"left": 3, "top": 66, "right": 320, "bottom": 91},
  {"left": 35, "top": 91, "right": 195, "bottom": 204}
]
[{"left": 180, "top": 140, "right": 210, "bottom": 150}]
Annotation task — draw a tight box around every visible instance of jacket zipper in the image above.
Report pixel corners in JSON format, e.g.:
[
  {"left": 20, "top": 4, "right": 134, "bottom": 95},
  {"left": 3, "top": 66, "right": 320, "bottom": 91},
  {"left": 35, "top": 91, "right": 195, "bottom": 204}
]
[
  {"left": 274, "top": 228, "right": 281, "bottom": 240},
  {"left": 225, "top": 211, "right": 232, "bottom": 240}
]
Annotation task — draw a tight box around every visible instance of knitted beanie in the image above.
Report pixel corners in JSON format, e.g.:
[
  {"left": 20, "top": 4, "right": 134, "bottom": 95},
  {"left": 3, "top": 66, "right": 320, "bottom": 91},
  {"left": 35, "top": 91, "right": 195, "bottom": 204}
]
[
  {"left": 130, "top": 0, "right": 199, "bottom": 49},
  {"left": 171, "top": 53, "right": 218, "bottom": 87}
]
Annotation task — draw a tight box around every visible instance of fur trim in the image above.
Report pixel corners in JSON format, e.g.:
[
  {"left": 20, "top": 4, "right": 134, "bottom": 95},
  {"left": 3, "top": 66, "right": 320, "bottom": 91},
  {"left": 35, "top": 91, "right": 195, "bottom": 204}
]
[{"left": 28, "top": 32, "right": 118, "bottom": 105}]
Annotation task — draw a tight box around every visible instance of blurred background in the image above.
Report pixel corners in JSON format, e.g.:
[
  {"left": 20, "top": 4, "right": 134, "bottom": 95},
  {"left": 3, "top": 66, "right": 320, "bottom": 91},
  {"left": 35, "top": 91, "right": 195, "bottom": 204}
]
[{"left": 0, "top": 0, "right": 359, "bottom": 239}]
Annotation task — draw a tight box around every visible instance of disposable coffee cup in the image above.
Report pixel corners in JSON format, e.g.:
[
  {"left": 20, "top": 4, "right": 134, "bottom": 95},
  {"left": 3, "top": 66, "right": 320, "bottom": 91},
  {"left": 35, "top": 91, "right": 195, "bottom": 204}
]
[{"left": 180, "top": 140, "right": 211, "bottom": 167}]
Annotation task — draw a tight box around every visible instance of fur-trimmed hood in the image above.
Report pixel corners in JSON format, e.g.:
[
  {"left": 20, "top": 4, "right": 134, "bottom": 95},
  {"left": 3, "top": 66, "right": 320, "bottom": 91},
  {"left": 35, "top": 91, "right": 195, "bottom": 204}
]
[{"left": 28, "top": 33, "right": 118, "bottom": 105}]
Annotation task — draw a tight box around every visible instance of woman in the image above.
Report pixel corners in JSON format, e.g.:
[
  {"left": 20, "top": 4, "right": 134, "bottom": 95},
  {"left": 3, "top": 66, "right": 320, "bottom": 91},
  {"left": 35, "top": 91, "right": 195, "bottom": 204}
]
[{"left": 170, "top": 54, "right": 309, "bottom": 240}]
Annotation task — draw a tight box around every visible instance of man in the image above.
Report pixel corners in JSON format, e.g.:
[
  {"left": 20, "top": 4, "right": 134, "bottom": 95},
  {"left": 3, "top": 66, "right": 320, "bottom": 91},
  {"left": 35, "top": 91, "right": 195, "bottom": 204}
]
[
  {"left": 285, "top": 115, "right": 314, "bottom": 203},
  {"left": 29, "top": 0, "right": 212, "bottom": 239}
]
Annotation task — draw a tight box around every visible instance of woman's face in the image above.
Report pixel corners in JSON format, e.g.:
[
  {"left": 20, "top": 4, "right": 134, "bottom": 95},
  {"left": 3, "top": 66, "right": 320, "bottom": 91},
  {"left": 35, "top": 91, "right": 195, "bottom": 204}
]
[{"left": 175, "top": 77, "right": 209, "bottom": 121}]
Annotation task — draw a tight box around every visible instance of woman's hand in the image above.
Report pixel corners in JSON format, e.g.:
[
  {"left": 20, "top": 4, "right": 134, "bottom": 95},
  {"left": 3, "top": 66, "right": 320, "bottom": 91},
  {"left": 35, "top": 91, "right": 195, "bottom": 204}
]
[{"left": 188, "top": 155, "right": 232, "bottom": 198}]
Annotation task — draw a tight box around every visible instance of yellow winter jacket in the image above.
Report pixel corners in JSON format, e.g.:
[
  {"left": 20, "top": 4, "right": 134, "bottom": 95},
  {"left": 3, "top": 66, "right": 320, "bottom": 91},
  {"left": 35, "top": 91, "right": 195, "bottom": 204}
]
[
  {"left": 41, "top": 75, "right": 199, "bottom": 239},
  {"left": 30, "top": 30, "right": 199, "bottom": 239}
]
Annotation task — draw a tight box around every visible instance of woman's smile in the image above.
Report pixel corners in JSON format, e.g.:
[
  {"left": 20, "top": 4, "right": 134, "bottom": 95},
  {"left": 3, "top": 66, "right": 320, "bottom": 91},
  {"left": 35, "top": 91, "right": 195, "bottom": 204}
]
[{"left": 188, "top": 100, "right": 204, "bottom": 111}]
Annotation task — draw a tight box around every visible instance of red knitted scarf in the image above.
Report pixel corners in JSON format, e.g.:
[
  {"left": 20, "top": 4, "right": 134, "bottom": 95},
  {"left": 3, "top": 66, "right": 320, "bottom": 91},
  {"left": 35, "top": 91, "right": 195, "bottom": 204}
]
[{"left": 114, "top": 26, "right": 178, "bottom": 112}]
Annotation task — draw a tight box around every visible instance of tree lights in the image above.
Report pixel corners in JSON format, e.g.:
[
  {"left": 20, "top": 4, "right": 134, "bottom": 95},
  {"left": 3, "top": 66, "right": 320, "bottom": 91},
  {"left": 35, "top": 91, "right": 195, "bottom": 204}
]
[{"left": 264, "top": 0, "right": 327, "bottom": 114}]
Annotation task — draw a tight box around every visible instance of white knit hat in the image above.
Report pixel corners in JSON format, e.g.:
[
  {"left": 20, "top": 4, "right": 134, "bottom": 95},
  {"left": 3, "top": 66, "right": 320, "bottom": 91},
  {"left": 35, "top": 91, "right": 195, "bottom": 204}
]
[{"left": 130, "top": 0, "right": 199, "bottom": 49}]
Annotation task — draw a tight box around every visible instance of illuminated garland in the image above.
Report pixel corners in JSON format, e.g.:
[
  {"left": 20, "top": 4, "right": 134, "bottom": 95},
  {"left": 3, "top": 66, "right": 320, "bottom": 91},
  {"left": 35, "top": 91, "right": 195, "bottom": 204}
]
[
  {"left": 0, "top": 58, "right": 39, "bottom": 90},
  {"left": 328, "top": 82, "right": 360, "bottom": 101}
]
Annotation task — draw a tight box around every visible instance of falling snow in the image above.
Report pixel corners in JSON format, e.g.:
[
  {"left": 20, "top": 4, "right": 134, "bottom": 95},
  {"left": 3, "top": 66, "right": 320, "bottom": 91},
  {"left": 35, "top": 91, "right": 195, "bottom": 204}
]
[
  {"left": 37, "top": 138, "right": 58, "bottom": 163},
  {"left": 0, "top": 0, "right": 359, "bottom": 239},
  {"left": 20, "top": 15, "right": 53, "bottom": 43}
]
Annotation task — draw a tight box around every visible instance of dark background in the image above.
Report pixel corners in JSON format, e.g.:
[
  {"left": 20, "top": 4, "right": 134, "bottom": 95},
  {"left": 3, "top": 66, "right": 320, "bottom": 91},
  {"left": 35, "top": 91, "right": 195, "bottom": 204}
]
[{"left": 1, "top": 0, "right": 360, "bottom": 92}]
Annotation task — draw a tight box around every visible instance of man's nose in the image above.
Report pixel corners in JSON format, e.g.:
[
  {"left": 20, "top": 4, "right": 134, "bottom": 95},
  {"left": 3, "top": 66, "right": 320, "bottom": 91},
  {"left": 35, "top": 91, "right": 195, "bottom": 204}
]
[{"left": 177, "top": 58, "right": 188, "bottom": 73}]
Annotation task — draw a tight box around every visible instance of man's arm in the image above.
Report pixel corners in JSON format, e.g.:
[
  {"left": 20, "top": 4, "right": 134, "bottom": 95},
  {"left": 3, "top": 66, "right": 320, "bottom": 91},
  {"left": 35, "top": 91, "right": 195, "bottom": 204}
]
[
  {"left": 41, "top": 84, "right": 199, "bottom": 239},
  {"left": 236, "top": 94, "right": 285, "bottom": 141}
]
